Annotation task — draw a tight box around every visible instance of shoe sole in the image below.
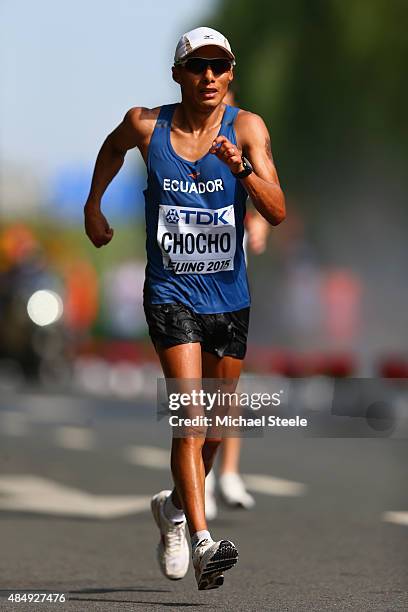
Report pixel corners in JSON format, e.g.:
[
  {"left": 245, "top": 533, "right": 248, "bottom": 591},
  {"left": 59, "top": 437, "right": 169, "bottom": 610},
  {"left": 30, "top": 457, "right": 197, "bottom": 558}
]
[
  {"left": 197, "top": 540, "right": 239, "bottom": 590},
  {"left": 223, "top": 500, "right": 254, "bottom": 510},
  {"left": 220, "top": 494, "right": 255, "bottom": 510}
]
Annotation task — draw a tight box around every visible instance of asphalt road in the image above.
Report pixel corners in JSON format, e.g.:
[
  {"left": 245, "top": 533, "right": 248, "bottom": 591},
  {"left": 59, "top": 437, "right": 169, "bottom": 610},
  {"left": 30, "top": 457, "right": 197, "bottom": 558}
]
[{"left": 0, "top": 388, "right": 407, "bottom": 611}]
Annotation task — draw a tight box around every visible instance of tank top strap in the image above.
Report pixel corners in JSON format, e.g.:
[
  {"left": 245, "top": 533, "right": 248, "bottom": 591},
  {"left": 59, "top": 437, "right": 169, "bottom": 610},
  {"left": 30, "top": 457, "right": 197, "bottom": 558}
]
[
  {"left": 219, "top": 104, "right": 240, "bottom": 144},
  {"left": 157, "top": 103, "right": 177, "bottom": 125},
  {"left": 151, "top": 103, "right": 237, "bottom": 145},
  {"left": 147, "top": 104, "right": 177, "bottom": 169}
]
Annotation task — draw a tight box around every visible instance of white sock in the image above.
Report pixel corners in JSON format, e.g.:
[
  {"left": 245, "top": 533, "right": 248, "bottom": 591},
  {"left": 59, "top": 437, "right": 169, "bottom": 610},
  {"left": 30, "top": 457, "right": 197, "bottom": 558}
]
[
  {"left": 191, "top": 530, "right": 212, "bottom": 554},
  {"left": 163, "top": 491, "right": 185, "bottom": 523}
]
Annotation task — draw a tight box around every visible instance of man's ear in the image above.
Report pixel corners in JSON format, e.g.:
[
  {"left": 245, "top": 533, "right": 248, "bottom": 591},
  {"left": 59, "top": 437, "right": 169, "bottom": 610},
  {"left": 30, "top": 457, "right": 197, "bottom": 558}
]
[
  {"left": 228, "top": 70, "right": 234, "bottom": 85},
  {"left": 172, "top": 66, "right": 181, "bottom": 84}
]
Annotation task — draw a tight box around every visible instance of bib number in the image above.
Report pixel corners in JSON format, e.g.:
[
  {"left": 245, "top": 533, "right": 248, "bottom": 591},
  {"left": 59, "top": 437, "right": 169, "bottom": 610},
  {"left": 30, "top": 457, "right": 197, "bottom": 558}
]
[{"left": 157, "top": 204, "right": 236, "bottom": 275}]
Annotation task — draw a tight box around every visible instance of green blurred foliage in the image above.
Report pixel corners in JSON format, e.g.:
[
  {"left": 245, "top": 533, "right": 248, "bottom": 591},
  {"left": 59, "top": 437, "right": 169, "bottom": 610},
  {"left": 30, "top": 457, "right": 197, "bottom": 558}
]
[
  {"left": 24, "top": 218, "right": 145, "bottom": 274},
  {"left": 211, "top": 0, "right": 407, "bottom": 190}
]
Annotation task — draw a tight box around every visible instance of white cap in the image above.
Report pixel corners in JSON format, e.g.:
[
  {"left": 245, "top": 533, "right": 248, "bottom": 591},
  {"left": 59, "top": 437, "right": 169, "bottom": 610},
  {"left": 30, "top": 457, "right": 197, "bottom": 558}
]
[{"left": 174, "top": 27, "right": 235, "bottom": 65}]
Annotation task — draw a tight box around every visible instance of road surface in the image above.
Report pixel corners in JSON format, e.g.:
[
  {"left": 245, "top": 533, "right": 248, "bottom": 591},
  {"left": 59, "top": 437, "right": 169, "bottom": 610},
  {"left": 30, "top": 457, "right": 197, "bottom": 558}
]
[{"left": 0, "top": 388, "right": 407, "bottom": 611}]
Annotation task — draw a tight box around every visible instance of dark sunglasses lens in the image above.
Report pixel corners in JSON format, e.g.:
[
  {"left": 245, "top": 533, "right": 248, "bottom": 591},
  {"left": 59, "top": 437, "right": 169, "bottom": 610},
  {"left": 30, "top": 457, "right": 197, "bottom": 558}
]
[
  {"left": 185, "top": 58, "right": 231, "bottom": 75},
  {"left": 185, "top": 58, "right": 207, "bottom": 74},
  {"left": 210, "top": 59, "right": 231, "bottom": 74}
]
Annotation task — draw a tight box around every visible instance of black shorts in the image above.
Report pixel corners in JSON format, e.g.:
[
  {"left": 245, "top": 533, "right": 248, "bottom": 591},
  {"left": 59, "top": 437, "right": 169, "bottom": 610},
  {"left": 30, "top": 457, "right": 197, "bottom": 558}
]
[{"left": 143, "top": 302, "right": 250, "bottom": 360}]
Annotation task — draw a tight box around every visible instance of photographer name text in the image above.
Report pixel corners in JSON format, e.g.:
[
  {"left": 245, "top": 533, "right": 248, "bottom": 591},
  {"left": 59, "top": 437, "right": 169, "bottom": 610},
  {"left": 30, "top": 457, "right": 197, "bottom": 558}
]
[{"left": 168, "top": 415, "right": 308, "bottom": 428}]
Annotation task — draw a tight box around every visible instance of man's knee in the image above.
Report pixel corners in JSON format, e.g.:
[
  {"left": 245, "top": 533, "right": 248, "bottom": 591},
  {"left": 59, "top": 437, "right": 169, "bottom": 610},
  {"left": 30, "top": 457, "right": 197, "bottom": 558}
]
[{"left": 172, "top": 434, "right": 206, "bottom": 452}]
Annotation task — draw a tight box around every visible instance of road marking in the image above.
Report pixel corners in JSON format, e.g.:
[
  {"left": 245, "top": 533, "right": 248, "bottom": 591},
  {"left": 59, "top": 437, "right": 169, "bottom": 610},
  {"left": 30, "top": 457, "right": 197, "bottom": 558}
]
[
  {"left": 54, "top": 426, "right": 96, "bottom": 450},
  {"left": 19, "top": 393, "right": 88, "bottom": 422},
  {"left": 0, "top": 475, "right": 150, "bottom": 519},
  {"left": 0, "top": 412, "right": 28, "bottom": 436},
  {"left": 383, "top": 511, "right": 408, "bottom": 526},
  {"left": 243, "top": 474, "right": 307, "bottom": 497},
  {"left": 124, "top": 445, "right": 307, "bottom": 497},
  {"left": 124, "top": 445, "right": 170, "bottom": 469}
]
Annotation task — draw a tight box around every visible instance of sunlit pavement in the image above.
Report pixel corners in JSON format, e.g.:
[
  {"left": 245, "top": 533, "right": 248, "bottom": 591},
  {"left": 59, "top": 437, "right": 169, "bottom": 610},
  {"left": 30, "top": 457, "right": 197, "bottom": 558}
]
[{"left": 0, "top": 389, "right": 407, "bottom": 611}]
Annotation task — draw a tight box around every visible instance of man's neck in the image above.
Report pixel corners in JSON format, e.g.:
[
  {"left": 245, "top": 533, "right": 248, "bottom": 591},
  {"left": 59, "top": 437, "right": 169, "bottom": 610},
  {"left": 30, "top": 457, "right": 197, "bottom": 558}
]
[{"left": 175, "top": 101, "right": 225, "bottom": 135}]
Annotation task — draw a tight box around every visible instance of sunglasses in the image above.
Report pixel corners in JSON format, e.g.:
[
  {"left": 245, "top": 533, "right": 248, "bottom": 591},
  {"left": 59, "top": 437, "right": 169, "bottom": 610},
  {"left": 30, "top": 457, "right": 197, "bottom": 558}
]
[{"left": 178, "top": 57, "right": 234, "bottom": 76}]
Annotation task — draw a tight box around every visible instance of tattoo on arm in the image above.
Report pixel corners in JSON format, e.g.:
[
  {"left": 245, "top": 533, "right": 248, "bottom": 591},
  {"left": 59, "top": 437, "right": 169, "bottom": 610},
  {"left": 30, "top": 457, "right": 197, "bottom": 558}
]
[{"left": 265, "top": 137, "right": 274, "bottom": 163}]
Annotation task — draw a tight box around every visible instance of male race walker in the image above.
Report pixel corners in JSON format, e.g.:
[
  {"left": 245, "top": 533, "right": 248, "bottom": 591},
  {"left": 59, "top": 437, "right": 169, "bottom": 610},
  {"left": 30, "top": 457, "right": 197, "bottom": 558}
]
[{"left": 84, "top": 27, "right": 285, "bottom": 590}]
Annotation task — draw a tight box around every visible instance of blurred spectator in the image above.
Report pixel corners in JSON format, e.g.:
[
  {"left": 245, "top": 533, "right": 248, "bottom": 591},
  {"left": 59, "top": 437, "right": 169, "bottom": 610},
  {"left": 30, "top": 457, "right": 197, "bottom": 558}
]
[
  {"left": 322, "top": 269, "right": 362, "bottom": 347},
  {"left": 0, "top": 223, "right": 69, "bottom": 385},
  {"left": 102, "top": 260, "right": 146, "bottom": 339},
  {"left": 63, "top": 259, "right": 99, "bottom": 336}
]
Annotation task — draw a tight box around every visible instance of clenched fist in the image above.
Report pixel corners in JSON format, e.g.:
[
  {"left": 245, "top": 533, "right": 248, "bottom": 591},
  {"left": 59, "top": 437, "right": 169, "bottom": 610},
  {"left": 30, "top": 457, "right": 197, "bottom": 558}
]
[
  {"left": 209, "top": 135, "right": 244, "bottom": 174},
  {"left": 84, "top": 206, "right": 114, "bottom": 248}
]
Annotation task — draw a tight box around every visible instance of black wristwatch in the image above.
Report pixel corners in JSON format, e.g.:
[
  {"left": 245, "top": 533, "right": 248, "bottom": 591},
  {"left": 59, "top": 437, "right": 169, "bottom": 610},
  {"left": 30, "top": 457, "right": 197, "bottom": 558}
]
[{"left": 232, "top": 156, "right": 253, "bottom": 178}]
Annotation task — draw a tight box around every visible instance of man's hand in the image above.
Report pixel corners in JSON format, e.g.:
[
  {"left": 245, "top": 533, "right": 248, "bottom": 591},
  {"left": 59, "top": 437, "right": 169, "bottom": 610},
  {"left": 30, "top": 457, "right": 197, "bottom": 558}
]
[
  {"left": 209, "top": 135, "right": 244, "bottom": 174},
  {"left": 84, "top": 206, "right": 114, "bottom": 248}
]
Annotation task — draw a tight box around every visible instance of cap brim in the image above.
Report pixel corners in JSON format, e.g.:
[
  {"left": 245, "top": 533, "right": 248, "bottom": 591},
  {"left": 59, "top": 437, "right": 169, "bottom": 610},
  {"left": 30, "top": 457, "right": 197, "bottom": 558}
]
[{"left": 178, "top": 43, "right": 235, "bottom": 63}]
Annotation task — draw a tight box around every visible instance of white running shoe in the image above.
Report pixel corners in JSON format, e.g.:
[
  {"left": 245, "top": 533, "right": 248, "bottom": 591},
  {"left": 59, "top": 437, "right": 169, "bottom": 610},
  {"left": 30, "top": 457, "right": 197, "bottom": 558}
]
[
  {"left": 219, "top": 472, "right": 255, "bottom": 509},
  {"left": 205, "top": 471, "right": 217, "bottom": 521},
  {"left": 150, "top": 490, "right": 189, "bottom": 580},
  {"left": 193, "top": 538, "right": 239, "bottom": 590}
]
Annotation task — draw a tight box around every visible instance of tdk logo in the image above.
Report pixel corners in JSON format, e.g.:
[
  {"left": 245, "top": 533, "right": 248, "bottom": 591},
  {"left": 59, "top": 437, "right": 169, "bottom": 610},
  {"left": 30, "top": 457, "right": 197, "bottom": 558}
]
[
  {"left": 165, "top": 209, "right": 180, "bottom": 223},
  {"left": 166, "top": 209, "right": 229, "bottom": 225}
]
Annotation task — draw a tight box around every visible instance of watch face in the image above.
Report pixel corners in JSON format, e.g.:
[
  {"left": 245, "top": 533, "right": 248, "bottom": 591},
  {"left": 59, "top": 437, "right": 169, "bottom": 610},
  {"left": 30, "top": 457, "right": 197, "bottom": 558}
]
[
  {"left": 242, "top": 157, "right": 252, "bottom": 171},
  {"left": 232, "top": 156, "right": 253, "bottom": 177}
]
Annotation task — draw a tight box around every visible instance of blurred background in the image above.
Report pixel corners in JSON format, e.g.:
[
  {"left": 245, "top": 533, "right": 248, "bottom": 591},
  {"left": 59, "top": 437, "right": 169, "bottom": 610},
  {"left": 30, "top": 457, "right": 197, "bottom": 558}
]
[
  {"left": 1, "top": 0, "right": 407, "bottom": 392},
  {"left": 1, "top": 3, "right": 407, "bottom": 608}
]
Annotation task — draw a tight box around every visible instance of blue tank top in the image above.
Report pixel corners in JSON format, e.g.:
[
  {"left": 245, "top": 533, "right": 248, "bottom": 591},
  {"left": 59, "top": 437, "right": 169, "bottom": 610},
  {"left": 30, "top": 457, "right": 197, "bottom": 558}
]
[{"left": 143, "top": 103, "right": 250, "bottom": 314}]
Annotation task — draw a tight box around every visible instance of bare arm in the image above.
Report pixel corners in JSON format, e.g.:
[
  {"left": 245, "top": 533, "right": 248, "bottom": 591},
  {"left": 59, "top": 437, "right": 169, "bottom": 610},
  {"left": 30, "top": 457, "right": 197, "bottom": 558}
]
[
  {"left": 85, "top": 108, "right": 143, "bottom": 210},
  {"left": 210, "top": 112, "right": 286, "bottom": 226},
  {"left": 84, "top": 107, "right": 154, "bottom": 247}
]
